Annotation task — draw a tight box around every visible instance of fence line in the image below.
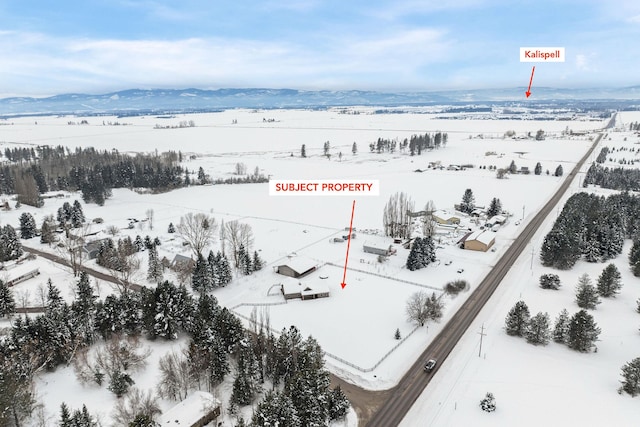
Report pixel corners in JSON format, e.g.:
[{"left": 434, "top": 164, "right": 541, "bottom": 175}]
[
  {"left": 325, "top": 262, "right": 441, "bottom": 292},
  {"left": 230, "top": 300, "right": 427, "bottom": 373}
]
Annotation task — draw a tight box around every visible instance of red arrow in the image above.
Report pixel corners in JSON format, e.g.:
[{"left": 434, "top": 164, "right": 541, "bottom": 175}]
[
  {"left": 525, "top": 66, "right": 535, "bottom": 98},
  {"left": 341, "top": 200, "right": 356, "bottom": 289}
]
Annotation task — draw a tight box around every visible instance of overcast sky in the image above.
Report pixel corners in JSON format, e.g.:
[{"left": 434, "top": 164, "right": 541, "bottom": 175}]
[{"left": 1, "top": 0, "right": 639, "bottom": 97}]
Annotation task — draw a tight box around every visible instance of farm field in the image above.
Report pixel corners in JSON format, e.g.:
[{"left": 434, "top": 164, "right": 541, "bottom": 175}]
[{"left": 0, "top": 109, "right": 607, "bottom": 424}]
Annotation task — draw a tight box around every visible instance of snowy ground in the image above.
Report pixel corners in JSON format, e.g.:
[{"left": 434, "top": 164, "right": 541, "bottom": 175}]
[
  {"left": 0, "top": 109, "right": 608, "bottom": 424},
  {"left": 401, "top": 111, "right": 640, "bottom": 426}
]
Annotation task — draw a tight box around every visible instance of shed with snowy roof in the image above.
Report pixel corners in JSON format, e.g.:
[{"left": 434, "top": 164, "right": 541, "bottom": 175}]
[{"left": 158, "top": 391, "right": 221, "bottom": 427}]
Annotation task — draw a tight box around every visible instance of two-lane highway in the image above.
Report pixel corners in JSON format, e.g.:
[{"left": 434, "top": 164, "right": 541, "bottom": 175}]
[{"left": 367, "top": 130, "right": 604, "bottom": 426}]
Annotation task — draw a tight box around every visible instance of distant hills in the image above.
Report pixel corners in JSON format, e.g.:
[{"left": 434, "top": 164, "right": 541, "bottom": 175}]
[{"left": 1, "top": 87, "right": 639, "bottom": 117}]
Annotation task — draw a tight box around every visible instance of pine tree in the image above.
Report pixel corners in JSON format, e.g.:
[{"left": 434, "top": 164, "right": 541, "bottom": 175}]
[
  {"left": 420, "top": 236, "right": 437, "bottom": 265},
  {"left": 619, "top": 357, "right": 640, "bottom": 396},
  {"left": 0, "top": 225, "right": 23, "bottom": 261},
  {"left": 575, "top": 274, "right": 600, "bottom": 309},
  {"left": 301, "top": 144, "right": 306, "bottom": 158},
  {"left": 216, "top": 252, "right": 233, "bottom": 286},
  {"left": 0, "top": 280, "right": 16, "bottom": 318},
  {"left": 59, "top": 403, "right": 73, "bottom": 426},
  {"left": 567, "top": 309, "right": 601, "bottom": 352},
  {"left": 525, "top": 312, "right": 551, "bottom": 345},
  {"left": 71, "top": 200, "right": 85, "bottom": 228},
  {"left": 539, "top": 274, "right": 561, "bottom": 290},
  {"left": 597, "top": 263, "right": 622, "bottom": 297},
  {"left": 40, "top": 216, "right": 56, "bottom": 244},
  {"left": 406, "top": 237, "right": 424, "bottom": 271},
  {"left": 504, "top": 300, "right": 530, "bottom": 336},
  {"left": 486, "top": 197, "right": 502, "bottom": 218},
  {"left": 534, "top": 162, "right": 542, "bottom": 175},
  {"left": 352, "top": 142, "right": 357, "bottom": 155},
  {"left": 328, "top": 385, "right": 350, "bottom": 421},
  {"left": 192, "top": 254, "right": 213, "bottom": 294},
  {"left": 19, "top": 212, "right": 37, "bottom": 239},
  {"left": 250, "top": 390, "right": 300, "bottom": 427},
  {"left": 555, "top": 164, "right": 564, "bottom": 177},
  {"left": 237, "top": 245, "right": 252, "bottom": 275},
  {"left": 252, "top": 251, "right": 264, "bottom": 272},
  {"left": 108, "top": 371, "right": 135, "bottom": 397},
  {"left": 540, "top": 228, "right": 580, "bottom": 270},
  {"left": 394, "top": 328, "right": 401, "bottom": 340},
  {"left": 167, "top": 222, "right": 175, "bottom": 233},
  {"left": 147, "top": 245, "right": 163, "bottom": 283},
  {"left": 479, "top": 392, "right": 496, "bottom": 412},
  {"left": 553, "top": 309, "right": 570, "bottom": 344},
  {"left": 460, "top": 188, "right": 475, "bottom": 214}
]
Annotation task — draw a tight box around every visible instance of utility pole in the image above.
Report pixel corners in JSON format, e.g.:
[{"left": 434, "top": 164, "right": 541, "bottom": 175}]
[
  {"left": 478, "top": 323, "right": 486, "bottom": 357},
  {"left": 522, "top": 205, "right": 525, "bottom": 220},
  {"left": 530, "top": 245, "right": 534, "bottom": 270}
]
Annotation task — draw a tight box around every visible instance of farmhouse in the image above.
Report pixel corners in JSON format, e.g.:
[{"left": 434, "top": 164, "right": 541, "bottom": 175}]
[
  {"left": 275, "top": 257, "right": 318, "bottom": 278},
  {"left": 158, "top": 391, "right": 221, "bottom": 427},
  {"left": 432, "top": 210, "right": 461, "bottom": 225},
  {"left": 171, "top": 254, "right": 195, "bottom": 270},
  {"left": 458, "top": 230, "right": 495, "bottom": 252},
  {"left": 281, "top": 278, "right": 330, "bottom": 300},
  {"left": 82, "top": 238, "right": 110, "bottom": 260},
  {"left": 363, "top": 241, "right": 394, "bottom": 256}
]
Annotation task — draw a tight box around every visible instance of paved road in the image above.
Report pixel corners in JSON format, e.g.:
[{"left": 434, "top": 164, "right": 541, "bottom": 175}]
[
  {"left": 20, "top": 244, "right": 143, "bottom": 292},
  {"left": 366, "top": 131, "right": 605, "bottom": 427}
]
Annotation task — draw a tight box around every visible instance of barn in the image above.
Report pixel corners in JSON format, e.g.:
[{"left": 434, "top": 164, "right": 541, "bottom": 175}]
[
  {"left": 158, "top": 391, "right": 221, "bottom": 427},
  {"left": 432, "top": 210, "right": 461, "bottom": 225},
  {"left": 275, "top": 257, "right": 318, "bottom": 278},
  {"left": 458, "top": 230, "right": 495, "bottom": 252},
  {"left": 363, "top": 241, "right": 394, "bottom": 256}
]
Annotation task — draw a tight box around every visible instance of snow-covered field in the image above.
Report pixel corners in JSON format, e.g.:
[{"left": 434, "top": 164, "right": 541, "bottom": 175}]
[
  {"left": 401, "top": 111, "right": 640, "bottom": 426},
  {"left": 0, "top": 109, "right": 610, "bottom": 424}
]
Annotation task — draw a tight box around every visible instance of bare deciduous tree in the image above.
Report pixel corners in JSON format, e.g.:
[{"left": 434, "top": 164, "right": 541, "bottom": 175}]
[
  {"left": 235, "top": 162, "right": 247, "bottom": 175},
  {"left": 422, "top": 200, "right": 437, "bottom": 237},
  {"left": 177, "top": 213, "right": 217, "bottom": 257},
  {"left": 157, "top": 350, "right": 193, "bottom": 401},
  {"left": 112, "top": 387, "right": 161, "bottom": 426},
  {"left": 406, "top": 291, "right": 429, "bottom": 326},
  {"left": 106, "top": 225, "right": 120, "bottom": 236},
  {"left": 146, "top": 209, "right": 154, "bottom": 231},
  {"left": 383, "top": 192, "right": 414, "bottom": 239},
  {"left": 223, "top": 221, "right": 254, "bottom": 267}
]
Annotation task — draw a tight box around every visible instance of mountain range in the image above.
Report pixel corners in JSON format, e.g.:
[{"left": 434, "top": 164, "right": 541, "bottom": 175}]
[{"left": 1, "top": 87, "right": 640, "bottom": 117}]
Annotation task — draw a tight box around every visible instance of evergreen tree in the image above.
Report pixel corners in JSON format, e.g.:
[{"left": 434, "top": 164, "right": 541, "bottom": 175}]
[
  {"left": 252, "top": 251, "right": 264, "bottom": 272},
  {"left": 207, "top": 250, "right": 218, "bottom": 287},
  {"left": 567, "top": 309, "right": 601, "bottom": 352},
  {"left": 540, "top": 228, "right": 580, "bottom": 270},
  {"left": 59, "top": 403, "right": 73, "bottom": 426},
  {"left": 147, "top": 245, "right": 163, "bottom": 283},
  {"left": 192, "top": 254, "right": 213, "bottom": 294},
  {"left": 575, "top": 274, "right": 600, "bottom": 309},
  {"left": 534, "top": 162, "right": 542, "bottom": 175},
  {"left": 19, "top": 212, "right": 37, "bottom": 239},
  {"left": 40, "top": 216, "right": 57, "bottom": 244},
  {"left": 301, "top": 144, "right": 306, "bottom": 158},
  {"left": 129, "top": 414, "right": 159, "bottom": 427},
  {"left": 420, "top": 236, "right": 437, "bottom": 265},
  {"left": 553, "top": 309, "right": 570, "bottom": 344},
  {"left": 0, "top": 280, "right": 16, "bottom": 318},
  {"left": 629, "top": 240, "right": 640, "bottom": 277},
  {"left": 215, "top": 252, "right": 233, "bottom": 286},
  {"left": 597, "top": 263, "right": 622, "bottom": 297},
  {"left": 108, "top": 371, "right": 135, "bottom": 397},
  {"left": 167, "top": 222, "right": 175, "bottom": 233},
  {"left": 539, "top": 273, "right": 561, "bottom": 290},
  {"left": 394, "top": 328, "right": 401, "bottom": 340},
  {"left": 0, "top": 225, "right": 23, "bottom": 262},
  {"left": 525, "top": 312, "right": 551, "bottom": 346},
  {"left": 619, "top": 357, "right": 640, "bottom": 396},
  {"left": 509, "top": 160, "right": 517, "bottom": 174},
  {"left": 352, "top": 142, "right": 357, "bottom": 155},
  {"left": 250, "top": 390, "right": 300, "bottom": 427},
  {"left": 328, "top": 385, "right": 350, "bottom": 421},
  {"left": 460, "top": 188, "right": 475, "bottom": 214},
  {"left": 237, "top": 244, "right": 252, "bottom": 275},
  {"left": 555, "top": 164, "right": 564, "bottom": 177},
  {"left": 406, "top": 236, "right": 423, "bottom": 271},
  {"left": 425, "top": 292, "right": 443, "bottom": 321},
  {"left": 71, "top": 200, "right": 85, "bottom": 228},
  {"left": 479, "top": 392, "right": 496, "bottom": 412},
  {"left": 504, "top": 300, "right": 530, "bottom": 337},
  {"left": 486, "top": 197, "right": 502, "bottom": 218}
]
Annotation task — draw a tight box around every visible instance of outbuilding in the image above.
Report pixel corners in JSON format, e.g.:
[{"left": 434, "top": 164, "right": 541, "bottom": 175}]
[
  {"left": 458, "top": 230, "right": 495, "bottom": 252},
  {"left": 158, "top": 391, "right": 221, "bottom": 427},
  {"left": 281, "top": 278, "right": 330, "bottom": 300},
  {"left": 275, "top": 257, "right": 318, "bottom": 278},
  {"left": 363, "top": 241, "right": 394, "bottom": 256},
  {"left": 432, "top": 210, "right": 461, "bottom": 225}
]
